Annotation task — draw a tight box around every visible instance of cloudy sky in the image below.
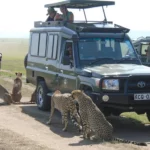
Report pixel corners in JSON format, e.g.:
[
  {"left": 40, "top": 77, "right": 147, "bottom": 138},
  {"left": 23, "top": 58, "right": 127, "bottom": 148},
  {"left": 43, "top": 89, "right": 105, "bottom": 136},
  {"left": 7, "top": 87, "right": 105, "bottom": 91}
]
[{"left": 0, "top": 0, "right": 149, "bottom": 38}]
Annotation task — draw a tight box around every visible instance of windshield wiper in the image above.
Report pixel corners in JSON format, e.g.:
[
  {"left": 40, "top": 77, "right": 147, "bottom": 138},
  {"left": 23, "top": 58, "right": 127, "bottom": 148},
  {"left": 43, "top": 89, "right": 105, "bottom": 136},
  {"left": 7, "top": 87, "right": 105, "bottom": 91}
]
[
  {"left": 117, "top": 57, "right": 139, "bottom": 63},
  {"left": 89, "top": 58, "right": 115, "bottom": 65}
]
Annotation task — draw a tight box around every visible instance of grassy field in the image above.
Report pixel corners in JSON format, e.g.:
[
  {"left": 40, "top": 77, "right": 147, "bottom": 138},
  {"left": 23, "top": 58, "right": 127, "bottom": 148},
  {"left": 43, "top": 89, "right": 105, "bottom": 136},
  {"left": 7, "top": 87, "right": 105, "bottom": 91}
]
[
  {"left": 0, "top": 38, "right": 149, "bottom": 124},
  {"left": 121, "top": 112, "right": 149, "bottom": 124},
  {"left": 0, "top": 38, "right": 29, "bottom": 77}
]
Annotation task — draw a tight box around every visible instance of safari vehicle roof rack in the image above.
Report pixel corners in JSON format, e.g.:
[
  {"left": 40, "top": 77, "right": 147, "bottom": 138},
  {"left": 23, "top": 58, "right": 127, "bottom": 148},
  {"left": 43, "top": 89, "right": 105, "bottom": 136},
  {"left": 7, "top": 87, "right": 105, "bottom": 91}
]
[
  {"left": 45, "top": 0, "right": 115, "bottom": 23},
  {"left": 34, "top": 21, "right": 130, "bottom": 33},
  {"left": 44, "top": 0, "right": 115, "bottom": 9}
]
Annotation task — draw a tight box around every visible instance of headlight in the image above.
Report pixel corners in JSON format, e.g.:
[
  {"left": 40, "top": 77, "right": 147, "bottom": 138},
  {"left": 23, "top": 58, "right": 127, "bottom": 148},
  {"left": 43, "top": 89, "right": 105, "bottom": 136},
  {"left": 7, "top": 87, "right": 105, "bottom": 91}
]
[{"left": 102, "top": 79, "right": 119, "bottom": 91}]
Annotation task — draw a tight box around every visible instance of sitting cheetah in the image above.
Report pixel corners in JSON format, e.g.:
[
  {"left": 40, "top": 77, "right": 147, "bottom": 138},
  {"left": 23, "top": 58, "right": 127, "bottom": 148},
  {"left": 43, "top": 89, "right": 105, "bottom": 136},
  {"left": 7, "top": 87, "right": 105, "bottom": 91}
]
[
  {"left": 4, "top": 72, "right": 22, "bottom": 104},
  {"left": 71, "top": 90, "right": 147, "bottom": 146},
  {"left": 47, "top": 90, "right": 82, "bottom": 132}
]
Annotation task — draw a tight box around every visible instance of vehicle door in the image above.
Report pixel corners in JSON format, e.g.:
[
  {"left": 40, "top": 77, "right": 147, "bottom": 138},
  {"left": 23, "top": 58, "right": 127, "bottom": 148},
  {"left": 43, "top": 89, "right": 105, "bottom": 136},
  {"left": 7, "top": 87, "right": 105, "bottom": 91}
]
[
  {"left": 45, "top": 33, "right": 60, "bottom": 91},
  {"left": 58, "top": 41, "right": 77, "bottom": 93}
]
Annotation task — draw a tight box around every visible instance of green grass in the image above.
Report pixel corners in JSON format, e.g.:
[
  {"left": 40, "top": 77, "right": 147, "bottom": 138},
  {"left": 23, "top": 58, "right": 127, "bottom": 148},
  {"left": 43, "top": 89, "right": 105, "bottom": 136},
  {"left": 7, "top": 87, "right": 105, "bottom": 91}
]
[
  {"left": 121, "top": 112, "right": 150, "bottom": 124},
  {"left": 0, "top": 38, "right": 28, "bottom": 77}
]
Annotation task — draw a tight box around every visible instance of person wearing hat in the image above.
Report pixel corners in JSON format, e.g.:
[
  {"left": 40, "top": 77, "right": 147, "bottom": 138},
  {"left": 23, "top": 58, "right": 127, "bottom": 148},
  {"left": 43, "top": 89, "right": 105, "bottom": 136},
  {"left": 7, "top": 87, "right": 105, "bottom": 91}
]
[
  {"left": 54, "top": 5, "right": 74, "bottom": 23},
  {"left": 46, "top": 7, "right": 57, "bottom": 22}
]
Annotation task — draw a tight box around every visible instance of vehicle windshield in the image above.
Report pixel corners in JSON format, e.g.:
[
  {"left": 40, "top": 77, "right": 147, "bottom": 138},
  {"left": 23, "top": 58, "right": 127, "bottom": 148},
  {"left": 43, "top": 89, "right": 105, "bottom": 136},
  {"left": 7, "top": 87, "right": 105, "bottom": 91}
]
[{"left": 78, "top": 38, "right": 139, "bottom": 66}]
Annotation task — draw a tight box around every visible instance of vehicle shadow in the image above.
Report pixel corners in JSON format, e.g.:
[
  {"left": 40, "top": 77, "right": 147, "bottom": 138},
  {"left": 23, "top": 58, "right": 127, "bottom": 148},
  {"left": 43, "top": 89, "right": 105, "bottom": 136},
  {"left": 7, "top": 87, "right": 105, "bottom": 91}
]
[
  {"left": 108, "top": 115, "right": 150, "bottom": 143},
  {"left": 20, "top": 105, "right": 81, "bottom": 138},
  {"left": 69, "top": 115, "right": 150, "bottom": 146}
]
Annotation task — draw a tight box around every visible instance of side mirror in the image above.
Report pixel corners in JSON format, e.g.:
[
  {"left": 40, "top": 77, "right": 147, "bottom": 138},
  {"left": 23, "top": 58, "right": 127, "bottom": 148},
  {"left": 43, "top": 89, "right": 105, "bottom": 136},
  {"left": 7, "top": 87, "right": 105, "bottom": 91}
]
[{"left": 62, "top": 56, "right": 70, "bottom": 65}]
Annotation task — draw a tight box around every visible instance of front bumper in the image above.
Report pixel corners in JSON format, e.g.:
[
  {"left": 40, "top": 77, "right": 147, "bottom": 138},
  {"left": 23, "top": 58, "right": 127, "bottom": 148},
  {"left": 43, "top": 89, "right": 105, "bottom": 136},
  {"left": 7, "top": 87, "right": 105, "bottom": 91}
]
[{"left": 90, "top": 92, "right": 150, "bottom": 112}]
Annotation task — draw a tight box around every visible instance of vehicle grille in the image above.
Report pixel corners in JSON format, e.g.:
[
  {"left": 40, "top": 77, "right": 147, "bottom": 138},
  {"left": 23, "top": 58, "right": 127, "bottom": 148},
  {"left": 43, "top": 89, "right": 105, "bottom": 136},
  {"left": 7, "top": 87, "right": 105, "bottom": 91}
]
[{"left": 127, "top": 76, "right": 150, "bottom": 93}]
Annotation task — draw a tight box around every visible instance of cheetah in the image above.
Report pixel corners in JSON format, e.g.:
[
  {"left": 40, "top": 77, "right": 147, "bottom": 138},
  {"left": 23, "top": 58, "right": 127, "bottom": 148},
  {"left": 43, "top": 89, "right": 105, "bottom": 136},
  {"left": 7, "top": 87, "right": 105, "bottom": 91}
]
[
  {"left": 71, "top": 90, "right": 147, "bottom": 146},
  {"left": 4, "top": 72, "right": 22, "bottom": 104},
  {"left": 47, "top": 90, "right": 82, "bottom": 132}
]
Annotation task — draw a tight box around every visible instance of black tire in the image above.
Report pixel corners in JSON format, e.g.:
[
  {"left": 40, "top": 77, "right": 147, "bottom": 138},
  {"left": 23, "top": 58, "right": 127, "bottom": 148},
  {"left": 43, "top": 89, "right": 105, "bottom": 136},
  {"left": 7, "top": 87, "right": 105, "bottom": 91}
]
[
  {"left": 36, "top": 81, "right": 50, "bottom": 111},
  {"left": 24, "top": 54, "right": 28, "bottom": 68},
  {"left": 146, "top": 112, "right": 150, "bottom": 121}
]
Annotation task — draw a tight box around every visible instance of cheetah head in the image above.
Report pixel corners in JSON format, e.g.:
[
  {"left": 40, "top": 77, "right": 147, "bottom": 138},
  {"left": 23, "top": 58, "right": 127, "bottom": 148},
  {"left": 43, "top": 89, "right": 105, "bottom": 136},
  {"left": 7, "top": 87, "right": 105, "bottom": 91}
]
[
  {"left": 53, "top": 90, "right": 61, "bottom": 96},
  {"left": 71, "top": 90, "right": 84, "bottom": 101},
  {"left": 15, "top": 72, "right": 22, "bottom": 78}
]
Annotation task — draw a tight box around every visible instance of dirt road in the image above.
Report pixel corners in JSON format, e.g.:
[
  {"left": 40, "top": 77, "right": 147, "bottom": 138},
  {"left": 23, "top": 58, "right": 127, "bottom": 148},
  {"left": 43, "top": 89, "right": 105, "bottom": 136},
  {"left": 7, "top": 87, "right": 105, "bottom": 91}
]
[{"left": 0, "top": 78, "right": 150, "bottom": 150}]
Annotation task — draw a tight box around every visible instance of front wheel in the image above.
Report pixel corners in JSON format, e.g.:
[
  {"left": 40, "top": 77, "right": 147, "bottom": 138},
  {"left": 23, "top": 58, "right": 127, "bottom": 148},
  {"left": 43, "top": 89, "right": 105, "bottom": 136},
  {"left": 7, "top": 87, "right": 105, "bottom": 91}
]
[{"left": 36, "top": 81, "right": 50, "bottom": 111}]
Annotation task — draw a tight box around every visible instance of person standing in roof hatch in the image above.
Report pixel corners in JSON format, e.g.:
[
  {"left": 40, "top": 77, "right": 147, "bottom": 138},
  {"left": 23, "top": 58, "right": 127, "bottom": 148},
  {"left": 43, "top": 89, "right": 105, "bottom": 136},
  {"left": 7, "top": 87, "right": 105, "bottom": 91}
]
[
  {"left": 46, "top": 7, "right": 57, "bottom": 22},
  {"left": 55, "top": 4, "right": 74, "bottom": 23}
]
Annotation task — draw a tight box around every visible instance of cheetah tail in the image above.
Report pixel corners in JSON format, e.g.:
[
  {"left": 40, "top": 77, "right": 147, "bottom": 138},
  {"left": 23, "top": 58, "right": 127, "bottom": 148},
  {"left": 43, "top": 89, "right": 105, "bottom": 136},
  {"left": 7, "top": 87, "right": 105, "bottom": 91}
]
[
  {"left": 70, "top": 115, "right": 82, "bottom": 132},
  {"left": 113, "top": 137, "right": 147, "bottom": 146}
]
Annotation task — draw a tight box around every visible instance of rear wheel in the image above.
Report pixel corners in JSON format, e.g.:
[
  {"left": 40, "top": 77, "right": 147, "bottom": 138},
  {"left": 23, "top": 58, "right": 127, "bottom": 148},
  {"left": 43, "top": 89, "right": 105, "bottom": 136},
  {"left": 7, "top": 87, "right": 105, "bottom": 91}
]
[{"left": 36, "top": 81, "right": 50, "bottom": 111}]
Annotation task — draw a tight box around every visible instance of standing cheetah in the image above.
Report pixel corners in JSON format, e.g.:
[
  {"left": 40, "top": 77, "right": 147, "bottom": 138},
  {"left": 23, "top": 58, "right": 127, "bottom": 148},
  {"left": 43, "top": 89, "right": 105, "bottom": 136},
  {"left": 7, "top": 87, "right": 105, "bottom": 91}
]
[{"left": 47, "top": 90, "right": 82, "bottom": 132}]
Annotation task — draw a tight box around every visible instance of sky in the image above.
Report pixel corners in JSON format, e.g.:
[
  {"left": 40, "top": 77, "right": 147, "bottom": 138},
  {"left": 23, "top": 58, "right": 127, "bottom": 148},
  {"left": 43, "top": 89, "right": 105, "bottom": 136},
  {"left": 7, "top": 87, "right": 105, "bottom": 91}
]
[{"left": 0, "top": 0, "right": 150, "bottom": 39}]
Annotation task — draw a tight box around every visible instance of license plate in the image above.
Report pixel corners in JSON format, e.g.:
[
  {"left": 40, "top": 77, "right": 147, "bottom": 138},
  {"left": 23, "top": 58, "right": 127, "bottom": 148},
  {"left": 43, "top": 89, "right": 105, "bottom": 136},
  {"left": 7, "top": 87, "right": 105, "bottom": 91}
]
[{"left": 134, "top": 93, "right": 150, "bottom": 100}]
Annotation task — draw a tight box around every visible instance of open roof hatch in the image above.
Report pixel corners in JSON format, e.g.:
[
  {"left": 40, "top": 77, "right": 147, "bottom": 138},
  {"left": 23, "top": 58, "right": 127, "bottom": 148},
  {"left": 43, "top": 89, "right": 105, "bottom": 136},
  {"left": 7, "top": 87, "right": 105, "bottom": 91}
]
[
  {"left": 45, "top": 0, "right": 115, "bottom": 23},
  {"left": 44, "top": 0, "right": 115, "bottom": 9}
]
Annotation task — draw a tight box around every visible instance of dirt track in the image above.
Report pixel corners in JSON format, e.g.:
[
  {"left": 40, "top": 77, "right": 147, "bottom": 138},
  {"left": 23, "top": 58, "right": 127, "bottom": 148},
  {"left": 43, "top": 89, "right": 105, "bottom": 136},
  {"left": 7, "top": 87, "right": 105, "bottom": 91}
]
[{"left": 0, "top": 78, "right": 150, "bottom": 150}]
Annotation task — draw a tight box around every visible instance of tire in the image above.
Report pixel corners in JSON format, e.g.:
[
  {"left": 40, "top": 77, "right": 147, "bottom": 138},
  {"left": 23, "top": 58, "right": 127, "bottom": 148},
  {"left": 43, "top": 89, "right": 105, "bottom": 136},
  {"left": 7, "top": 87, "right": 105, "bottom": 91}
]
[
  {"left": 36, "top": 81, "right": 50, "bottom": 111},
  {"left": 146, "top": 112, "right": 150, "bottom": 121},
  {"left": 24, "top": 54, "right": 28, "bottom": 68}
]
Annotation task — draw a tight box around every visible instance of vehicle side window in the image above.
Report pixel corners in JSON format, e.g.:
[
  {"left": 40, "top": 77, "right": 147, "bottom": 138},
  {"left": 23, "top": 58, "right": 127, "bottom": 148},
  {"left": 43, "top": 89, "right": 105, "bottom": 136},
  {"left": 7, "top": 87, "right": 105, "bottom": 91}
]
[
  {"left": 39, "top": 33, "right": 47, "bottom": 57},
  {"left": 52, "top": 35, "right": 58, "bottom": 59},
  {"left": 61, "top": 42, "right": 74, "bottom": 67},
  {"left": 141, "top": 45, "right": 148, "bottom": 55},
  {"left": 30, "top": 33, "right": 39, "bottom": 56},
  {"left": 30, "top": 32, "right": 47, "bottom": 57},
  {"left": 47, "top": 34, "right": 58, "bottom": 59},
  {"left": 47, "top": 35, "right": 53, "bottom": 58}
]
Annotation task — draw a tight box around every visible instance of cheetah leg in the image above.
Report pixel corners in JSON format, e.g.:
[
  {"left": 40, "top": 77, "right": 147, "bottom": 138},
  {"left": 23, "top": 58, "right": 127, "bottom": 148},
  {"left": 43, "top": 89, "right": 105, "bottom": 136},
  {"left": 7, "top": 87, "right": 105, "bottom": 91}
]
[
  {"left": 82, "top": 123, "right": 91, "bottom": 139},
  {"left": 62, "top": 111, "right": 68, "bottom": 131},
  {"left": 46, "top": 100, "right": 54, "bottom": 125}
]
